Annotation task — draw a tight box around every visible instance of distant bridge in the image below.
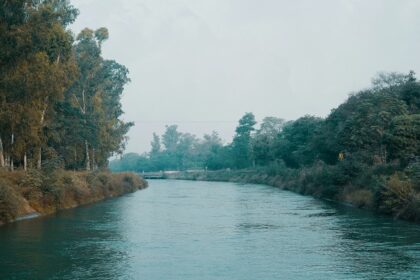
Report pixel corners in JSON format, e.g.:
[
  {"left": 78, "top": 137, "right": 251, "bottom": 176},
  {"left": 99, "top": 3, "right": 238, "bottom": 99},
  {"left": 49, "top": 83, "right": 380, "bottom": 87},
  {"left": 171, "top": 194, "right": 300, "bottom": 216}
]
[
  {"left": 140, "top": 172, "right": 166, "bottom": 179},
  {"left": 139, "top": 170, "right": 203, "bottom": 179}
]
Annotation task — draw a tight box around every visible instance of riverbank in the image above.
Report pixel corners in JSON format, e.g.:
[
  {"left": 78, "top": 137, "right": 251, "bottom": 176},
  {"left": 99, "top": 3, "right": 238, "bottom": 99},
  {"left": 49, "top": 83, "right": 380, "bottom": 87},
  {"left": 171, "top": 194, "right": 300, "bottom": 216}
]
[
  {"left": 2, "top": 179, "right": 419, "bottom": 279},
  {"left": 0, "top": 169, "right": 148, "bottom": 226},
  {"left": 166, "top": 166, "right": 420, "bottom": 223}
]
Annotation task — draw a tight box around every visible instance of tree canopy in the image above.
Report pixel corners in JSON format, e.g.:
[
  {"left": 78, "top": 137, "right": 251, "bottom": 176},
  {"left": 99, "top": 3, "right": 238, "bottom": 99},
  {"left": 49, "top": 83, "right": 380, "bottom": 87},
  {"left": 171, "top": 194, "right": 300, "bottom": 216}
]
[
  {"left": 0, "top": 0, "right": 132, "bottom": 171},
  {"left": 111, "top": 72, "right": 419, "bottom": 177}
]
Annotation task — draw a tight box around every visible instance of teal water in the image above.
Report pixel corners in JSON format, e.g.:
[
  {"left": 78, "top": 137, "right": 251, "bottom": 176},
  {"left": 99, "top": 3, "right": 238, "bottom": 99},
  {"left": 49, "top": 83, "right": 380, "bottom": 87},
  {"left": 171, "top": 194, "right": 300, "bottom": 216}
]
[{"left": 0, "top": 180, "right": 419, "bottom": 280}]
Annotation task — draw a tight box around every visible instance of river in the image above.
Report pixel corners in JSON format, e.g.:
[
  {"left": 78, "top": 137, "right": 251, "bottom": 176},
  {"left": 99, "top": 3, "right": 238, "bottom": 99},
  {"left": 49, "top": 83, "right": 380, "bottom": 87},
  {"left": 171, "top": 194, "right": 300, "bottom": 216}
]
[{"left": 0, "top": 180, "right": 419, "bottom": 279}]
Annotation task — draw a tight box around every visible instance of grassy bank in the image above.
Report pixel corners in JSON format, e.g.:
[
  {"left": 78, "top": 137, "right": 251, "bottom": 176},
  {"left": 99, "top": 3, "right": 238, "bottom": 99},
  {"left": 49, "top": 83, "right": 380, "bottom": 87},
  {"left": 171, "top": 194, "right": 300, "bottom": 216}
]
[
  {"left": 167, "top": 163, "right": 420, "bottom": 223},
  {"left": 0, "top": 169, "right": 148, "bottom": 226}
]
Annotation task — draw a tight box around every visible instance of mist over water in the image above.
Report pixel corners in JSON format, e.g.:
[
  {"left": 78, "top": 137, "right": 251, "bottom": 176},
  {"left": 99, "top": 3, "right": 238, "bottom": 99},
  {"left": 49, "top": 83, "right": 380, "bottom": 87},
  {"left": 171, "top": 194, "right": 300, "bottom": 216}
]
[{"left": 1, "top": 180, "right": 419, "bottom": 280}]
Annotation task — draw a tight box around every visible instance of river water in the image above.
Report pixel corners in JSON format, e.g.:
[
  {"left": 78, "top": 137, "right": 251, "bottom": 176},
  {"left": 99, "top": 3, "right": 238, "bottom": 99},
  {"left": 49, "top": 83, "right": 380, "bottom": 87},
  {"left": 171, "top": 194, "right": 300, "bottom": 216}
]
[{"left": 0, "top": 180, "right": 419, "bottom": 279}]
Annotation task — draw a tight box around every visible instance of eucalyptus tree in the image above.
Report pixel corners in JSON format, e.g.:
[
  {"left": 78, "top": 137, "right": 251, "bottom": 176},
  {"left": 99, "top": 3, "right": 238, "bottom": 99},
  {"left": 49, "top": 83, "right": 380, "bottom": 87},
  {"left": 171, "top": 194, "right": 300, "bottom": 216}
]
[
  {"left": 63, "top": 27, "right": 132, "bottom": 170},
  {"left": 0, "top": 0, "right": 78, "bottom": 170},
  {"left": 232, "top": 112, "right": 257, "bottom": 168},
  {"left": 150, "top": 133, "right": 161, "bottom": 156},
  {"left": 93, "top": 59, "right": 132, "bottom": 167},
  {"left": 162, "top": 125, "right": 181, "bottom": 152},
  {"left": 252, "top": 116, "right": 285, "bottom": 166}
]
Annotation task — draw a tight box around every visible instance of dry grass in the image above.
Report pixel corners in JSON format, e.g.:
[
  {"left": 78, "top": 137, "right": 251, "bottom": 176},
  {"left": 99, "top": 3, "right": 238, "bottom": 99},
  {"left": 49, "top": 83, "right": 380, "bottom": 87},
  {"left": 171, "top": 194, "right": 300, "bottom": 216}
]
[
  {"left": 0, "top": 169, "right": 147, "bottom": 225},
  {"left": 171, "top": 168, "right": 420, "bottom": 222},
  {"left": 343, "top": 189, "right": 374, "bottom": 208}
]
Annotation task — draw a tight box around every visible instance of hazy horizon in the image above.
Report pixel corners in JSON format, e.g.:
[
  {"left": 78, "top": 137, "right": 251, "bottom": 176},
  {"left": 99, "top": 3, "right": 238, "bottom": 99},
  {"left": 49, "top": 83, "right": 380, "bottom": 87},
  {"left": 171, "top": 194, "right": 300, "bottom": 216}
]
[{"left": 71, "top": 0, "right": 420, "bottom": 154}]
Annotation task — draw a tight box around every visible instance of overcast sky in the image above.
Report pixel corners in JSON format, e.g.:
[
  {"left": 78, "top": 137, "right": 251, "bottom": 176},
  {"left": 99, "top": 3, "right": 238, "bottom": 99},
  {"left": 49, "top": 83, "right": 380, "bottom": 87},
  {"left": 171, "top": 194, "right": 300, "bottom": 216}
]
[{"left": 70, "top": 0, "right": 420, "bottom": 154}]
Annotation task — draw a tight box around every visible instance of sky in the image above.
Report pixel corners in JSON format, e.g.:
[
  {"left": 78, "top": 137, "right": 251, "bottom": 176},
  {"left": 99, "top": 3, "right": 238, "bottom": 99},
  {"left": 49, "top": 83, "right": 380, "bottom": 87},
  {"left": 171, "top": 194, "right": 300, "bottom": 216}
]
[{"left": 70, "top": 0, "right": 420, "bottom": 154}]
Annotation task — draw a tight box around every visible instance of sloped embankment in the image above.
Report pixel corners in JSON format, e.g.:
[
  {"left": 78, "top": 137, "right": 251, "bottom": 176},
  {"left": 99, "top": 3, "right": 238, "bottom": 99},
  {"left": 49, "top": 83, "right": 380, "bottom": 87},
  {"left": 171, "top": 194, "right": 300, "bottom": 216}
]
[
  {"left": 167, "top": 169, "right": 420, "bottom": 223},
  {"left": 0, "top": 170, "right": 147, "bottom": 225}
]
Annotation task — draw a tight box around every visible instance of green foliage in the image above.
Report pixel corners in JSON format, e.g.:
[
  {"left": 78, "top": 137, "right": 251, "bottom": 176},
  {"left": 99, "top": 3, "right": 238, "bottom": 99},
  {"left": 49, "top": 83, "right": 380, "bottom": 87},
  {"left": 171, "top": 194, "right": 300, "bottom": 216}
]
[
  {"left": 111, "top": 128, "right": 228, "bottom": 172},
  {"left": 162, "top": 125, "right": 181, "bottom": 152},
  {"left": 275, "top": 116, "right": 323, "bottom": 168},
  {"left": 385, "top": 114, "right": 420, "bottom": 164},
  {"left": 0, "top": 3, "right": 131, "bottom": 171},
  {"left": 405, "top": 161, "right": 420, "bottom": 189},
  {"left": 232, "top": 112, "right": 257, "bottom": 168},
  {"left": 150, "top": 133, "right": 161, "bottom": 155},
  {"left": 113, "top": 71, "right": 420, "bottom": 221},
  {"left": 252, "top": 117, "right": 284, "bottom": 165}
]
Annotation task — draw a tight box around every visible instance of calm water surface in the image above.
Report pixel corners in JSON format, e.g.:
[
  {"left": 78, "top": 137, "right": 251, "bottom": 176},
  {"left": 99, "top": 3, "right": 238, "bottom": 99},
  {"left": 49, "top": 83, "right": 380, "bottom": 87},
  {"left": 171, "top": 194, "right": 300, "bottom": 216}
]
[{"left": 0, "top": 180, "right": 419, "bottom": 280}]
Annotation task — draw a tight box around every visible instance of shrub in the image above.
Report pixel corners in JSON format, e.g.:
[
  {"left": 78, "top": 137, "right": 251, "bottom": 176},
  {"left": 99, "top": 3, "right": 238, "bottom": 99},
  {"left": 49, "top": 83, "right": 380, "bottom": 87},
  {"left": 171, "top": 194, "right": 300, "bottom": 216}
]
[
  {"left": 381, "top": 173, "right": 420, "bottom": 221},
  {"left": 345, "top": 189, "right": 374, "bottom": 208},
  {"left": 97, "top": 173, "right": 109, "bottom": 185},
  {"left": 123, "top": 175, "right": 134, "bottom": 185},
  {"left": 0, "top": 180, "right": 20, "bottom": 223}
]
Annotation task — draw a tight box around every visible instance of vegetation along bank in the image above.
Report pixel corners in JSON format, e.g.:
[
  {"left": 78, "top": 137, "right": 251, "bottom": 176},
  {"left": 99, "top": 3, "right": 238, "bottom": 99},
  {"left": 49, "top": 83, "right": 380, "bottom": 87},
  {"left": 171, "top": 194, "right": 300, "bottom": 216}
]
[
  {"left": 112, "top": 72, "right": 420, "bottom": 222},
  {"left": 0, "top": 170, "right": 147, "bottom": 226}
]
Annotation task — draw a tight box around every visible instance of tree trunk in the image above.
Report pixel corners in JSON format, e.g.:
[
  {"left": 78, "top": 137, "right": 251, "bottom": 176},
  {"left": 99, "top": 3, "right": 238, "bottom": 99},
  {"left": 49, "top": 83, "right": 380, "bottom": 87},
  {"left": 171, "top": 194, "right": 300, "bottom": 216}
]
[
  {"left": 38, "top": 99, "right": 48, "bottom": 170},
  {"left": 73, "top": 148, "right": 77, "bottom": 169},
  {"left": 91, "top": 148, "right": 96, "bottom": 171},
  {"left": 37, "top": 147, "right": 42, "bottom": 169},
  {"left": 379, "top": 144, "right": 387, "bottom": 164},
  {"left": 85, "top": 140, "right": 90, "bottom": 171},
  {"left": 5, "top": 155, "right": 9, "bottom": 167},
  {"left": 0, "top": 137, "right": 4, "bottom": 168},
  {"left": 10, "top": 134, "right": 14, "bottom": 171},
  {"left": 24, "top": 153, "right": 27, "bottom": 171}
]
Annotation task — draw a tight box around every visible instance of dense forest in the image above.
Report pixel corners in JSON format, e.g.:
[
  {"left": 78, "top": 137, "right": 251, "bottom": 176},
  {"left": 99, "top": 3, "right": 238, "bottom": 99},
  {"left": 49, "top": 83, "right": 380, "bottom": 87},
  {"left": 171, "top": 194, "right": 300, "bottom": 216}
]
[
  {"left": 0, "top": 0, "right": 132, "bottom": 172},
  {"left": 111, "top": 72, "right": 419, "bottom": 221}
]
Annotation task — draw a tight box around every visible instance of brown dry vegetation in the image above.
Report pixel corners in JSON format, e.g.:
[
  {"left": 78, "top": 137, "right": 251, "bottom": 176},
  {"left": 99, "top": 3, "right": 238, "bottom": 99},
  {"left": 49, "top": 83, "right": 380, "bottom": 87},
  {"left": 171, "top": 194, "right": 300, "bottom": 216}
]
[
  {"left": 0, "top": 169, "right": 147, "bottom": 225},
  {"left": 381, "top": 174, "right": 420, "bottom": 221},
  {"left": 168, "top": 167, "right": 420, "bottom": 223}
]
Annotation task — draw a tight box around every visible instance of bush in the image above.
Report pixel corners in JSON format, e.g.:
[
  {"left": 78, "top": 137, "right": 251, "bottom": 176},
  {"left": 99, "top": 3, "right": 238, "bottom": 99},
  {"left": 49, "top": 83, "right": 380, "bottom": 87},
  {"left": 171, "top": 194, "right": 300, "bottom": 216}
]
[
  {"left": 0, "top": 169, "right": 147, "bottom": 225},
  {"left": 123, "top": 175, "right": 134, "bottom": 185},
  {"left": 264, "top": 161, "right": 287, "bottom": 177},
  {"left": 345, "top": 189, "right": 374, "bottom": 208},
  {"left": 0, "top": 180, "right": 20, "bottom": 223},
  {"left": 381, "top": 173, "right": 420, "bottom": 221}
]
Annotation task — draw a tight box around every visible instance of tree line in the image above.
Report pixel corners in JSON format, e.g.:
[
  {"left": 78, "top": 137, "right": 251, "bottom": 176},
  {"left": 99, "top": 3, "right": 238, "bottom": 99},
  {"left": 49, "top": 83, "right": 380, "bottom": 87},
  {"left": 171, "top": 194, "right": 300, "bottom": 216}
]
[
  {"left": 0, "top": 0, "right": 132, "bottom": 171},
  {"left": 111, "top": 71, "right": 419, "bottom": 220},
  {"left": 111, "top": 71, "right": 419, "bottom": 175}
]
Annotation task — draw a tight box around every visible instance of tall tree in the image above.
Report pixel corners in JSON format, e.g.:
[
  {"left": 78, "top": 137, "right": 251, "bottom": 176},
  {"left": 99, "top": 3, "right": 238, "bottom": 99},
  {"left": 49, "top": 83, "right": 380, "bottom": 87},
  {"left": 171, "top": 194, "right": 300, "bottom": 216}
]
[
  {"left": 275, "top": 116, "right": 323, "bottom": 168},
  {"left": 150, "top": 133, "right": 161, "bottom": 156},
  {"left": 0, "top": 0, "right": 78, "bottom": 170},
  {"left": 162, "top": 125, "right": 181, "bottom": 152},
  {"left": 232, "top": 112, "right": 256, "bottom": 168},
  {"left": 252, "top": 117, "right": 285, "bottom": 165},
  {"left": 62, "top": 27, "right": 132, "bottom": 170},
  {"left": 386, "top": 114, "right": 420, "bottom": 165}
]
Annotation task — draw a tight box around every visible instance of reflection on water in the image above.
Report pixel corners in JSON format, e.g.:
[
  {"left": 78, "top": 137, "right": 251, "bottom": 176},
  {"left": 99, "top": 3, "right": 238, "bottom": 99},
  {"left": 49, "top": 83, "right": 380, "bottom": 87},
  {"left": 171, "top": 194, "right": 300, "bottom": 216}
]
[{"left": 0, "top": 180, "right": 419, "bottom": 280}]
